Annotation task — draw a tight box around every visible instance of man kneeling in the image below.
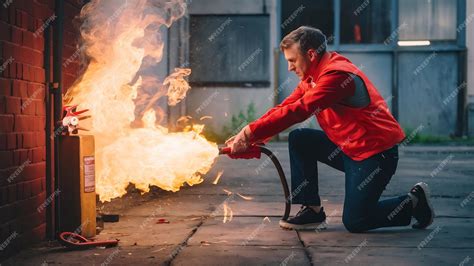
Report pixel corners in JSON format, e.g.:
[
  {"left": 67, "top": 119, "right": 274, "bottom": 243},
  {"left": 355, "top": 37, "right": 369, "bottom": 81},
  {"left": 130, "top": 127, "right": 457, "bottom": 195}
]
[{"left": 226, "top": 26, "right": 434, "bottom": 232}]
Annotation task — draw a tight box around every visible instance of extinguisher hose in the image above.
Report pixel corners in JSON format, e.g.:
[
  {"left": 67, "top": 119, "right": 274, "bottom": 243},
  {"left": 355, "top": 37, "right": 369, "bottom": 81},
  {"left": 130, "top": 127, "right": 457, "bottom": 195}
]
[{"left": 219, "top": 145, "right": 291, "bottom": 221}]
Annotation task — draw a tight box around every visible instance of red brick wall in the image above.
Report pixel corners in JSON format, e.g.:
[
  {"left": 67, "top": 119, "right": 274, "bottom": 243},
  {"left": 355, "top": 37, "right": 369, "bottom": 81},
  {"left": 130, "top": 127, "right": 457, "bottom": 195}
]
[{"left": 0, "top": 0, "right": 83, "bottom": 259}]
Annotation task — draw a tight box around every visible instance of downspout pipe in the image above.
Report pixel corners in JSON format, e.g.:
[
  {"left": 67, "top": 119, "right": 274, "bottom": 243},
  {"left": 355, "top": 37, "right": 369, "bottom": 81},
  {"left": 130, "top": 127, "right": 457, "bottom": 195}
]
[
  {"left": 44, "top": 25, "right": 54, "bottom": 240},
  {"left": 52, "top": 0, "right": 64, "bottom": 237}
]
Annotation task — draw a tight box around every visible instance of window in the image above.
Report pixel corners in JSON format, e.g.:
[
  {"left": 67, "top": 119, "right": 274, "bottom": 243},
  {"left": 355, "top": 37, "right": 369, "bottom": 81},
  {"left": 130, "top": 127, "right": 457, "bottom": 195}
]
[
  {"left": 340, "top": 0, "right": 392, "bottom": 44},
  {"left": 281, "top": 0, "right": 334, "bottom": 43},
  {"left": 189, "top": 15, "right": 270, "bottom": 86},
  {"left": 399, "top": 0, "right": 457, "bottom": 41}
]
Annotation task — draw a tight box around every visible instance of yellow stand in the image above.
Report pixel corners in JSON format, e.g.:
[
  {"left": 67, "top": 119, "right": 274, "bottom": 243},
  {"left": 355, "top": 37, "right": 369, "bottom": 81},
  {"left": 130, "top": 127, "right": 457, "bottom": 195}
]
[{"left": 58, "top": 135, "right": 96, "bottom": 238}]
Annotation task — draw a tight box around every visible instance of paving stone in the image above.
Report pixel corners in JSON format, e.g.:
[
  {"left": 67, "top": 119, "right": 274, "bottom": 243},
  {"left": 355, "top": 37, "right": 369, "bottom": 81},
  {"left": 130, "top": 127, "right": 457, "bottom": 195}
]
[
  {"left": 172, "top": 246, "right": 310, "bottom": 266},
  {"left": 309, "top": 246, "right": 473, "bottom": 266},
  {"left": 188, "top": 217, "right": 301, "bottom": 247},
  {"left": 299, "top": 218, "right": 474, "bottom": 249}
]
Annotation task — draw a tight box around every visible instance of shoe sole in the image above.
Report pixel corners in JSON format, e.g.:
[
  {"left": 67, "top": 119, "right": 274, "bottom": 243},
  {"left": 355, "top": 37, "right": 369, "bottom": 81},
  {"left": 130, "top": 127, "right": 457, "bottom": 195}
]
[
  {"left": 413, "top": 182, "right": 435, "bottom": 229},
  {"left": 279, "top": 219, "right": 327, "bottom": 231}
]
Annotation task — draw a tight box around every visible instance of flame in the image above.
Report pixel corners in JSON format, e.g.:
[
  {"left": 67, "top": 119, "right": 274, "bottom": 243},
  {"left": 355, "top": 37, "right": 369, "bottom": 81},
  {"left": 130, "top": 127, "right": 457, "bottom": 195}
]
[
  {"left": 165, "top": 68, "right": 192, "bottom": 106},
  {"left": 212, "top": 170, "right": 224, "bottom": 185},
  {"left": 64, "top": 0, "right": 218, "bottom": 202},
  {"left": 199, "top": 116, "right": 212, "bottom": 121},
  {"left": 236, "top": 193, "right": 253, "bottom": 201},
  {"left": 222, "top": 202, "right": 233, "bottom": 223}
]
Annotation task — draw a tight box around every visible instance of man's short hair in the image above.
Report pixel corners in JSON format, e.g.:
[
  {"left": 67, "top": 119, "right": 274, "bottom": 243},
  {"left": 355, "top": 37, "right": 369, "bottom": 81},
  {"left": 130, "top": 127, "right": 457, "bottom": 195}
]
[{"left": 280, "top": 26, "right": 327, "bottom": 55}]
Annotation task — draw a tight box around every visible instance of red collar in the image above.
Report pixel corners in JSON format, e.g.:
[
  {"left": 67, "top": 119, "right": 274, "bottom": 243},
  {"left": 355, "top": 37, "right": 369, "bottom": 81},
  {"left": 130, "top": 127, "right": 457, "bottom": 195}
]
[{"left": 303, "top": 52, "right": 332, "bottom": 85}]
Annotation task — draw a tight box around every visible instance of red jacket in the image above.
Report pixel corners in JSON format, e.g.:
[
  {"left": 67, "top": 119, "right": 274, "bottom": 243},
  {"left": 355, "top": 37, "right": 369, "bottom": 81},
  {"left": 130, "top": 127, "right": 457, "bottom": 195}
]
[{"left": 249, "top": 52, "right": 405, "bottom": 161}]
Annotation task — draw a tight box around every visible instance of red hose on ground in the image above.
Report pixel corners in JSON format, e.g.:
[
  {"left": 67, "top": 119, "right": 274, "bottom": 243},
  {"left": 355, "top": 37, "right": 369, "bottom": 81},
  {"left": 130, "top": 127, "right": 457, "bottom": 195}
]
[{"left": 58, "top": 232, "right": 119, "bottom": 249}]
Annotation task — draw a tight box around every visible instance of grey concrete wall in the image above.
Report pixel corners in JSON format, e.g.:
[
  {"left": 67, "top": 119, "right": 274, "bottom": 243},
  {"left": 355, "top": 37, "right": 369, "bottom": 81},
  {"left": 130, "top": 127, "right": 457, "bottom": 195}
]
[
  {"left": 339, "top": 53, "right": 394, "bottom": 110},
  {"left": 467, "top": 0, "right": 474, "bottom": 136},
  {"left": 186, "top": 87, "right": 276, "bottom": 135},
  {"left": 467, "top": 0, "right": 474, "bottom": 100},
  {"left": 183, "top": 0, "right": 278, "bottom": 137},
  {"left": 398, "top": 52, "right": 458, "bottom": 136}
]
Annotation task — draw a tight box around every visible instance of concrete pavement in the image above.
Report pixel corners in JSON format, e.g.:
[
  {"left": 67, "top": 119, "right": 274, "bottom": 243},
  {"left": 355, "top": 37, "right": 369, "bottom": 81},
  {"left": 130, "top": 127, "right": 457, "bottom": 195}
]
[{"left": 3, "top": 143, "right": 474, "bottom": 265}]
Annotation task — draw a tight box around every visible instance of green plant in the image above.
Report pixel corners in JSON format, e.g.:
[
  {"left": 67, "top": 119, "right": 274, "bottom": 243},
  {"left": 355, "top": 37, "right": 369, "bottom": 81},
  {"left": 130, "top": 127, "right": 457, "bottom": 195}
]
[
  {"left": 402, "top": 127, "right": 474, "bottom": 145},
  {"left": 223, "top": 102, "right": 256, "bottom": 137}
]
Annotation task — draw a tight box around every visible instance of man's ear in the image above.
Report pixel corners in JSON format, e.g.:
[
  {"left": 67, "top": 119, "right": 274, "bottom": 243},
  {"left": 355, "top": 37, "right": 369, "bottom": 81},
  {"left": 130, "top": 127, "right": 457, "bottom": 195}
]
[{"left": 307, "top": 49, "right": 318, "bottom": 63}]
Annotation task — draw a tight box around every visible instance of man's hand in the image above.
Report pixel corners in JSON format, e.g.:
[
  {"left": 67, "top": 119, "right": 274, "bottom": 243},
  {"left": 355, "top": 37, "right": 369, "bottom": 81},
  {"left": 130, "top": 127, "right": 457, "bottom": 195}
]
[{"left": 226, "top": 125, "right": 253, "bottom": 154}]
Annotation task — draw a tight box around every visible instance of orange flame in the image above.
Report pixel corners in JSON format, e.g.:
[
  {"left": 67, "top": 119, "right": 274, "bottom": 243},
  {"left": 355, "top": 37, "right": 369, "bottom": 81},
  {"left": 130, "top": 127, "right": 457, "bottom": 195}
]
[
  {"left": 212, "top": 170, "right": 224, "bottom": 185},
  {"left": 236, "top": 193, "right": 253, "bottom": 201},
  {"left": 64, "top": 0, "right": 218, "bottom": 202},
  {"left": 223, "top": 202, "right": 233, "bottom": 223}
]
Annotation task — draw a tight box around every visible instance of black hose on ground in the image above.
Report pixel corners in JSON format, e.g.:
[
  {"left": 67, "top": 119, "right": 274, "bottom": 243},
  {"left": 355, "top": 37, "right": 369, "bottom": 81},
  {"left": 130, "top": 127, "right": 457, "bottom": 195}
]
[
  {"left": 219, "top": 146, "right": 291, "bottom": 221},
  {"left": 259, "top": 146, "right": 291, "bottom": 221}
]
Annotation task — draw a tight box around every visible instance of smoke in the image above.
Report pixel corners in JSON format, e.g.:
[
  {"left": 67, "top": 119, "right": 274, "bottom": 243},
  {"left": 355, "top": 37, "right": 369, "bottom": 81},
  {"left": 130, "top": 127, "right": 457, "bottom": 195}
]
[{"left": 63, "top": 0, "right": 218, "bottom": 202}]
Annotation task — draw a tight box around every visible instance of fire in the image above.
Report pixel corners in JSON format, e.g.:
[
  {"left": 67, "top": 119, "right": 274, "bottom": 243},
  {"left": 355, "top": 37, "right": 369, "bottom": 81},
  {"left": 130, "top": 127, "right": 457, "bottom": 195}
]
[
  {"left": 236, "top": 193, "right": 253, "bottom": 201},
  {"left": 222, "top": 202, "right": 233, "bottom": 223},
  {"left": 165, "top": 68, "right": 192, "bottom": 106},
  {"left": 212, "top": 170, "right": 224, "bottom": 185},
  {"left": 64, "top": 0, "right": 218, "bottom": 201}
]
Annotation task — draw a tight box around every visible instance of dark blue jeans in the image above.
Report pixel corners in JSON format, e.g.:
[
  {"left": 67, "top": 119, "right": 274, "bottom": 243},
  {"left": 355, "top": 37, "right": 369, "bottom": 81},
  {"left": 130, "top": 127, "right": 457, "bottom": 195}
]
[{"left": 289, "top": 128, "right": 412, "bottom": 232}]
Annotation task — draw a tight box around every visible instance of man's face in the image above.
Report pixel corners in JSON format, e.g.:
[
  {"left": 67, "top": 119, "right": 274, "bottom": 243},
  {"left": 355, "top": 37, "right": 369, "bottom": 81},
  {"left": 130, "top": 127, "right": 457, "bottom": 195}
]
[{"left": 283, "top": 43, "right": 318, "bottom": 80}]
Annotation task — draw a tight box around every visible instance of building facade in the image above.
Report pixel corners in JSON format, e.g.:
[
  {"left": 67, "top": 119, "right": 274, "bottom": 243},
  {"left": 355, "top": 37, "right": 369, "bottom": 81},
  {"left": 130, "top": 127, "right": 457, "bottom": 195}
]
[{"left": 179, "top": 0, "right": 472, "bottom": 140}]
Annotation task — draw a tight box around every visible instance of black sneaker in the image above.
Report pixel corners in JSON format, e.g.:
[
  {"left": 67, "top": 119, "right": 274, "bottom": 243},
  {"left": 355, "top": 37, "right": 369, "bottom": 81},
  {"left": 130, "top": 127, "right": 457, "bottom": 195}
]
[
  {"left": 279, "top": 206, "right": 327, "bottom": 230},
  {"left": 409, "top": 182, "right": 435, "bottom": 229}
]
